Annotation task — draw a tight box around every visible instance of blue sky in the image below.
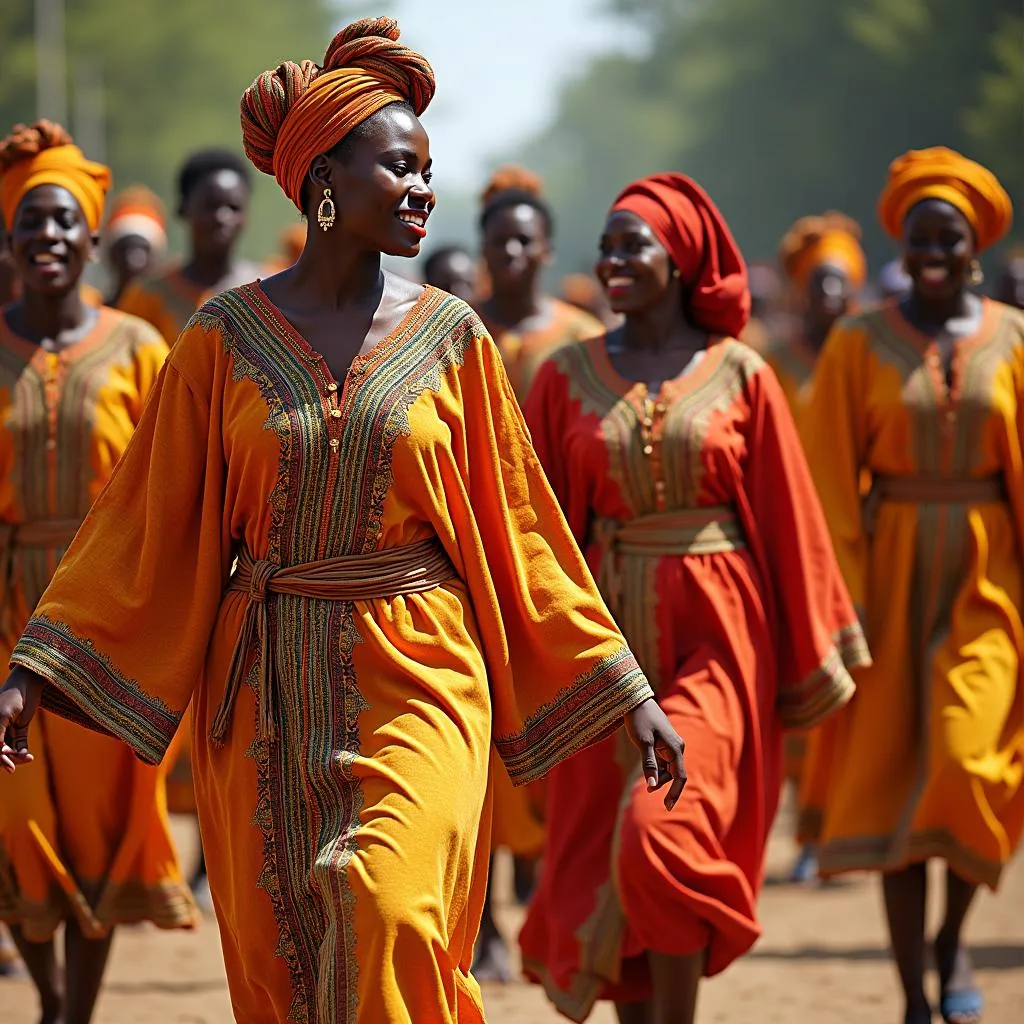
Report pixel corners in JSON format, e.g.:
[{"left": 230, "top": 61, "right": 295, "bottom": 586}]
[{"left": 357, "top": 0, "right": 639, "bottom": 191}]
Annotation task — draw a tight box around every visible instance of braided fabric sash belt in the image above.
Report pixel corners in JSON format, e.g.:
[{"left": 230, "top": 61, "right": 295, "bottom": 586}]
[
  {"left": 863, "top": 474, "right": 1007, "bottom": 534},
  {"left": 211, "top": 536, "right": 459, "bottom": 744},
  {"left": 590, "top": 506, "right": 745, "bottom": 620}
]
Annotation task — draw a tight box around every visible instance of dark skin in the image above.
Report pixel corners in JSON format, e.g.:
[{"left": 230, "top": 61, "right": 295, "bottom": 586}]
[
  {"left": 597, "top": 210, "right": 707, "bottom": 386},
  {"left": 594, "top": 208, "right": 710, "bottom": 1024},
  {"left": 480, "top": 203, "right": 559, "bottom": 333},
  {"left": 803, "top": 261, "right": 853, "bottom": 352},
  {"left": 105, "top": 233, "right": 156, "bottom": 306},
  {"left": 995, "top": 255, "right": 1024, "bottom": 310},
  {"left": 0, "top": 103, "right": 686, "bottom": 986},
  {"left": 426, "top": 249, "right": 478, "bottom": 303},
  {"left": 881, "top": 197, "right": 984, "bottom": 1024},
  {"left": 178, "top": 168, "right": 253, "bottom": 291},
  {"left": 0, "top": 184, "right": 112, "bottom": 1024}
]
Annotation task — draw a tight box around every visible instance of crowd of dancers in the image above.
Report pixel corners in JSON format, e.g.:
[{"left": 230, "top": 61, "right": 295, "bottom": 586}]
[{"left": 0, "top": 15, "right": 1021, "bottom": 1024}]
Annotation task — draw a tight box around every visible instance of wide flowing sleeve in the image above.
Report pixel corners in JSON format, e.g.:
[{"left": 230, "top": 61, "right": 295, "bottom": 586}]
[
  {"left": 10, "top": 321, "right": 230, "bottom": 765},
  {"left": 444, "top": 331, "right": 654, "bottom": 785},
  {"left": 740, "top": 361, "right": 869, "bottom": 729},
  {"left": 801, "top": 319, "right": 871, "bottom": 617}
]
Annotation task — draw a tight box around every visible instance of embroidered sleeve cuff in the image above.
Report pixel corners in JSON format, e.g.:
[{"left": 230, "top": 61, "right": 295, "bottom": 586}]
[
  {"left": 495, "top": 648, "right": 654, "bottom": 786},
  {"left": 11, "top": 617, "right": 181, "bottom": 766},
  {"left": 778, "top": 624, "right": 869, "bottom": 730}
]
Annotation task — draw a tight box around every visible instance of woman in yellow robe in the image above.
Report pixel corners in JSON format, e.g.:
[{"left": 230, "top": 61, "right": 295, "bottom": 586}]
[
  {"left": 0, "top": 21, "right": 685, "bottom": 1024},
  {"left": 804, "top": 148, "right": 1023, "bottom": 1024},
  {"left": 0, "top": 119, "right": 196, "bottom": 1024},
  {"left": 768, "top": 212, "right": 866, "bottom": 882}
]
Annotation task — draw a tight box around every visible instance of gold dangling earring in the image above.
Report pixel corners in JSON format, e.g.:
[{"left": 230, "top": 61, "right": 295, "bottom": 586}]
[
  {"left": 317, "top": 188, "right": 336, "bottom": 232},
  {"left": 969, "top": 258, "right": 984, "bottom": 287}
]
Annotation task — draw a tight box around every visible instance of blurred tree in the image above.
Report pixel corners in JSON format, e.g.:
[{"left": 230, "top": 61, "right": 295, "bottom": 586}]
[
  {"left": 512, "top": 0, "right": 1022, "bottom": 281},
  {"left": 0, "top": 1, "right": 357, "bottom": 262}
]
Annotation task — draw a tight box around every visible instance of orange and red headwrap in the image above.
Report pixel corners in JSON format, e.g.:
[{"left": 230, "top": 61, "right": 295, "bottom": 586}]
[
  {"left": 240, "top": 17, "right": 435, "bottom": 212},
  {"left": 779, "top": 211, "right": 866, "bottom": 292},
  {"left": 878, "top": 147, "right": 1012, "bottom": 253},
  {"left": 612, "top": 173, "right": 750, "bottom": 338},
  {"left": 0, "top": 121, "right": 111, "bottom": 232}
]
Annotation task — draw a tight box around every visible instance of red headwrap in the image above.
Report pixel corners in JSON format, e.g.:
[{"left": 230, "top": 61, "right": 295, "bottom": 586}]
[
  {"left": 612, "top": 173, "right": 750, "bottom": 338},
  {"left": 240, "top": 18, "right": 435, "bottom": 212}
]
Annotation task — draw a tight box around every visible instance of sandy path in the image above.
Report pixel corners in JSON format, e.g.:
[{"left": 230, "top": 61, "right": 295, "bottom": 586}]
[{"left": 3, "top": 805, "right": 1021, "bottom": 1022}]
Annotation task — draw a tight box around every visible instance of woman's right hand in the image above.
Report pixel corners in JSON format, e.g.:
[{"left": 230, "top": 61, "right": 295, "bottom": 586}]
[{"left": 0, "top": 667, "right": 45, "bottom": 773}]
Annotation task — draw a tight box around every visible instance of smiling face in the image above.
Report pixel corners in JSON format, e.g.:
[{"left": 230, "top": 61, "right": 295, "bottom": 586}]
[
  {"left": 181, "top": 169, "right": 250, "bottom": 260},
  {"left": 8, "top": 184, "right": 95, "bottom": 297},
  {"left": 317, "top": 104, "right": 435, "bottom": 259},
  {"left": 595, "top": 209, "right": 676, "bottom": 315},
  {"left": 481, "top": 203, "right": 550, "bottom": 294},
  {"left": 901, "top": 198, "right": 974, "bottom": 302}
]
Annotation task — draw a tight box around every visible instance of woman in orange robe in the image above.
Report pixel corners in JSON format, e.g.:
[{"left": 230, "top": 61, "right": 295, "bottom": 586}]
[
  {"left": 767, "top": 212, "right": 867, "bottom": 882},
  {"left": 118, "top": 147, "right": 259, "bottom": 343},
  {"left": 804, "top": 148, "right": 1023, "bottom": 1024},
  {"left": 0, "top": 22, "right": 686, "bottom": 1024},
  {"left": 0, "top": 120, "right": 196, "bottom": 1024},
  {"left": 102, "top": 185, "right": 167, "bottom": 306},
  {"left": 519, "top": 173, "right": 866, "bottom": 1024},
  {"left": 477, "top": 166, "right": 603, "bottom": 399}
]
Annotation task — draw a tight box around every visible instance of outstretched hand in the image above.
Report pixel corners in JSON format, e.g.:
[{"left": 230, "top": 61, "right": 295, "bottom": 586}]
[
  {"left": 0, "top": 667, "right": 45, "bottom": 773},
  {"left": 624, "top": 697, "right": 687, "bottom": 810}
]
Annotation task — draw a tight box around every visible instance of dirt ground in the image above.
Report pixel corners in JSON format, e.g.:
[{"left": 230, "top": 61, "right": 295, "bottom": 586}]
[{"left": 3, "top": 802, "right": 1022, "bottom": 1023}]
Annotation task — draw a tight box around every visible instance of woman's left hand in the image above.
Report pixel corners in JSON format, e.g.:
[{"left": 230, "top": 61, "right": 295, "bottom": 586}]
[{"left": 624, "top": 697, "right": 687, "bottom": 810}]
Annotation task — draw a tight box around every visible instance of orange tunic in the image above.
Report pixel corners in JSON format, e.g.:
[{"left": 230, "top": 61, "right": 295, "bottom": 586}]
[
  {"left": 518, "top": 337, "right": 865, "bottom": 1020},
  {"left": 481, "top": 296, "right": 602, "bottom": 402},
  {"left": 802, "top": 300, "right": 1024, "bottom": 887},
  {"left": 11, "top": 284, "right": 654, "bottom": 1024},
  {"left": 118, "top": 262, "right": 260, "bottom": 344},
  {"left": 480, "top": 296, "right": 602, "bottom": 858},
  {"left": 0, "top": 306, "right": 196, "bottom": 941}
]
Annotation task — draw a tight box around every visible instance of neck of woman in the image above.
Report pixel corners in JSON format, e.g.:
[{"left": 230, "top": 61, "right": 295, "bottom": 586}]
[
  {"left": 903, "top": 288, "right": 975, "bottom": 331},
  {"left": 11, "top": 286, "right": 89, "bottom": 343},
  {"left": 618, "top": 300, "right": 702, "bottom": 355},
  {"left": 183, "top": 249, "right": 236, "bottom": 289},
  {"left": 485, "top": 286, "right": 544, "bottom": 327},
  {"left": 289, "top": 245, "right": 385, "bottom": 312}
]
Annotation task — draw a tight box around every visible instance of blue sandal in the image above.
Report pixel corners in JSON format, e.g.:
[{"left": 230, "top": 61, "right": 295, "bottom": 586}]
[{"left": 939, "top": 988, "right": 983, "bottom": 1024}]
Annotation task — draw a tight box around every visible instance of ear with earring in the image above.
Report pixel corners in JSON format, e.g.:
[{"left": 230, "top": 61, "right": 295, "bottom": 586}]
[
  {"left": 969, "top": 259, "right": 984, "bottom": 287},
  {"left": 317, "top": 188, "right": 336, "bottom": 232}
]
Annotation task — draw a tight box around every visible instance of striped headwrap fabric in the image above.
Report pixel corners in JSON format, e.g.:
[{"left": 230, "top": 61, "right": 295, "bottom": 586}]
[{"left": 240, "top": 17, "right": 435, "bottom": 211}]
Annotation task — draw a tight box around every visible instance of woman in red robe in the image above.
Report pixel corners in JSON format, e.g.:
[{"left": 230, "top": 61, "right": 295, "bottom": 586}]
[{"left": 519, "top": 173, "right": 867, "bottom": 1023}]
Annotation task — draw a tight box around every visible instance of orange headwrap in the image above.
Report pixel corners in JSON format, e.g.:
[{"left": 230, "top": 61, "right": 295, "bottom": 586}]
[
  {"left": 0, "top": 121, "right": 111, "bottom": 232},
  {"left": 240, "top": 17, "right": 435, "bottom": 212},
  {"left": 105, "top": 185, "right": 167, "bottom": 253},
  {"left": 779, "top": 211, "right": 866, "bottom": 291},
  {"left": 481, "top": 165, "right": 544, "bottom": 209},
  {"left": 878, "top": 147, "right": 1012, "bottom": 253},
  {"left": 612, "top": 173, "right": 750, "bottom": 338}
]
